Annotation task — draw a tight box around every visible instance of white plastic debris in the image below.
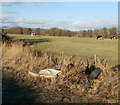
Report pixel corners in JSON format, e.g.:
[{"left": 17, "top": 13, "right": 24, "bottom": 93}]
[{"left": 28, "top": 69, "right": 61, "bottom": 78}]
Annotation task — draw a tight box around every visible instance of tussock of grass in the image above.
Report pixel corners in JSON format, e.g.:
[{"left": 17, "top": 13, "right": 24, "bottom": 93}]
[{"left": 2, "top": 42, "right": 119, "bottom": 103}]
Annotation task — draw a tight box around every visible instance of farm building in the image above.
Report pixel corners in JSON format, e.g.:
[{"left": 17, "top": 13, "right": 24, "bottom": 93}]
[{"left": 31, "top": 33, "right": 36, "bottom": 36}]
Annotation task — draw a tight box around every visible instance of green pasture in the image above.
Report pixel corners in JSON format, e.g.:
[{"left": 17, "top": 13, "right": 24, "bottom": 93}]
[{"left": 8, "top": 34, "right": 118, "bottom": 65}]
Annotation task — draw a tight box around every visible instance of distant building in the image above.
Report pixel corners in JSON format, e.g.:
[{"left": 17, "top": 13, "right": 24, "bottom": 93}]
[{"left": 31, "top": 33, "right": 36, "bottom": 36}]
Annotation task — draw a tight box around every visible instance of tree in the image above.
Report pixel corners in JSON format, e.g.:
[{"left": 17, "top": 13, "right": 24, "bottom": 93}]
[
  {"left": 5, "top": 27, "right": 23, "bottom": 34},
  {"left": 23, "top": 28, "right": 32, "bottom": 35},
  {"left": 87, "top": 30, "right": 93, "bottom": 38},
  {"left": 15, "top": 27, "right": 23, "bottom": 34},
  {"left": 102, "top": 27, "right": 108, "bottom": 38},
  {"left": 82, "top": 30, "right": 87, "bottom": 37},
  {"left": 34, "top": 28, "right": 41, "bottom": 35},
  {"left": 45, "top": 27, "right": 62, "bottom": 36},
  {"left": 93, "top": 29, "right": 99, "bottom": 37},
  {"left": 76, "top": 30, "right": 83, "bottom": 37},
  {"left": 109, "top": 27, "right": 117, "bottom": 36}
]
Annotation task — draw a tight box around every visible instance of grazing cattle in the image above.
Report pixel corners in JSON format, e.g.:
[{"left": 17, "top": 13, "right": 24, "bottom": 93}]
[
  {"left": 110, "top": 35, "right": 116, "bottom": 40},
  {"left": 97, "top": 35, "right": 103, "bottom": 40}
]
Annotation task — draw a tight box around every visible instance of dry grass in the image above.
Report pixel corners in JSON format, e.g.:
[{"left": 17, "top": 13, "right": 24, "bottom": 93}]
[{"left": 2, "top": 41, "right": 120, "bottom": 103}]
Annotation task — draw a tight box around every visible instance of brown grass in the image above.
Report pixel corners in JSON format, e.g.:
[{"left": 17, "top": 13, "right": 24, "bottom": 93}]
[{"left": 2, "top": 41, "right": 120, "bottom": 103}]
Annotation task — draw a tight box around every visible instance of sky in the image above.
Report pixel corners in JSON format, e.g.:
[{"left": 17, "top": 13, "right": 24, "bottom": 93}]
[{"left": 1, "top": 2, "right": 118, "bottom": 31}]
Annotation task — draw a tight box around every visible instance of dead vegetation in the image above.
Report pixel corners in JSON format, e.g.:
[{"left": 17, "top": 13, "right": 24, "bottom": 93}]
[{"left": 2, "top": 41, "right": 120, "bottom": 103}]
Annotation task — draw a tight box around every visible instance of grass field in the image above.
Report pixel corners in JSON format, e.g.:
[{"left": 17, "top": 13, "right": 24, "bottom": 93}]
[{"left": 8, "top": 34, "right": 118, "bottom": 65}]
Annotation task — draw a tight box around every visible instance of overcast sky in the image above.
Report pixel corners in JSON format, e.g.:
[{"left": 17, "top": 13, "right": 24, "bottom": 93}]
[{"left": 1, "top": 2, "right": 118, "bottom": 31}]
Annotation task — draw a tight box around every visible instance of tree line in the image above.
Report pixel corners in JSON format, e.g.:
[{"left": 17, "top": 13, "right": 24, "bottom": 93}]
[
  {"left": 1, "top": 27, "right": 41, "bottom": 35},
  {"left": 1, "top": 26, "right": 118, "bottom": 38}
]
